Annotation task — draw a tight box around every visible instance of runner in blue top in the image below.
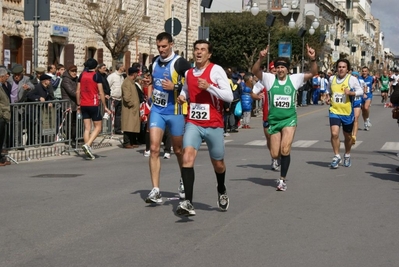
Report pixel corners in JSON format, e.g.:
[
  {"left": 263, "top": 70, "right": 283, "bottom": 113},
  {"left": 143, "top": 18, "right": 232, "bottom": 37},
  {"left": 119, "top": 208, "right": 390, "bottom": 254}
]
[
  {"left": 359, "top": 66, "right": 374, "bottom": 131},
  {"left": 145, "top": 32, "right": 191, "bottom": 204}
]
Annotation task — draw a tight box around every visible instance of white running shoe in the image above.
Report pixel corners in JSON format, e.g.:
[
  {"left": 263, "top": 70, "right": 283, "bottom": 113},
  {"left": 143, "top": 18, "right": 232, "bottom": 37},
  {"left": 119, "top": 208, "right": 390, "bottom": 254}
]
[
  {"left": 143, "top": 150, "right": 150, "bottom": 157},
  {"left": 82, "top": 144, "right": 95, "bottom": 160},
  {"left": 176, "top": 200, "right": 196, "bottom": 216},
  {"left": 145, "top": 188, "right": 162, "bottom": 203},
  {"left": 178, "top": 180, "right": 185, "bottom": 199},
  {"left": 163, "top": 152, "right": 171, "bottom": 159},
  {"left": 271, "top": 159, "right": 280, "bottom": 171},
  {"left": 276, "top": 179, "right": 287, "bottom": 191}
]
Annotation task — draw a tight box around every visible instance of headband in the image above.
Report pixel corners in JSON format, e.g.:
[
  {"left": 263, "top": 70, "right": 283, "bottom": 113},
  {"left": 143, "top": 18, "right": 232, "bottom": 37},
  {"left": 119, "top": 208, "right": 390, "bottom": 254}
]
[{"left": 274, "top": 61, "right": 290, "bottom": 70}]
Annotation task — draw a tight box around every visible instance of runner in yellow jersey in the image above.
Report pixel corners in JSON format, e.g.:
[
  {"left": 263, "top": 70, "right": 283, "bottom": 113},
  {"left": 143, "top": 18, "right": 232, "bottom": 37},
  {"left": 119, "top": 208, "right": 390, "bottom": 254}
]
[{"left": 325, "top": 59, "right": 363, "bottom": 169}]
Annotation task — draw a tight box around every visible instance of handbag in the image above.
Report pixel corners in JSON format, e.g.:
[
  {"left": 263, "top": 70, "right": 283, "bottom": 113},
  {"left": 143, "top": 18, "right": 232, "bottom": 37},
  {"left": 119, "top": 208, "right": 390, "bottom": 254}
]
[
  {"left": 234, "top": 101, "right": 242, "bottom": 117},
  {"left": 392, "top": 107, "right": 399, "bottom": 119}
]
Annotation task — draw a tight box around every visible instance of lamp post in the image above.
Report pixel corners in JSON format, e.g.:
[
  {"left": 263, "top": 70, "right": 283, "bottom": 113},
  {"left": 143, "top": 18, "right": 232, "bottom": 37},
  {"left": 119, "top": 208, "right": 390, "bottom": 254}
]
[
  {"left": 246, "top": 0, "right": 259, "bottom": 16},
  {"left": 301, "top": 10, "right": 319, "bottom": 72}
]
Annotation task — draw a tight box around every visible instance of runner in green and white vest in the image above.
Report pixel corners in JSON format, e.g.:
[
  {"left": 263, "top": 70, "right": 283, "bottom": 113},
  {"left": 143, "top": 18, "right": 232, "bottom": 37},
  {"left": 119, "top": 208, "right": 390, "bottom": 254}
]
[
  {"left": 379, "top": 70, "right": 390, "bottom": 104},
  {"left": 252, "top": 44, "right": 318, "bottom": 191}
]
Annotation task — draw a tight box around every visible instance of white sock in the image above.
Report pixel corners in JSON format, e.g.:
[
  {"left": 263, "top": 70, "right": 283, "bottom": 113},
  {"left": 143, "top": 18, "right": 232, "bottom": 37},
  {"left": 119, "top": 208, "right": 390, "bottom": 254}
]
[
  {"left": 344, "top": 154, "right": 350, "bottom": 158},
  {"left": 335, "top": 154, "right": 341, "bottom": 159}
]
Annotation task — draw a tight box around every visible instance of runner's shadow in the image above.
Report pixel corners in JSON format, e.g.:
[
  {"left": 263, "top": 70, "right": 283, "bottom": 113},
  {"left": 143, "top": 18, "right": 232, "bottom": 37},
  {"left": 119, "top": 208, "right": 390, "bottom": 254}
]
[
  {"left": 366, "top": 162, "right": 399, "bottom": 183},
  {"left": 232, "top": 177, "right": 276, "bottom": 188},
  {"left": 306, "top": 161, "right": 330, "bottom": 168},
  {"left": 236, "top": 164, "right": 268, "bottom": 170}
]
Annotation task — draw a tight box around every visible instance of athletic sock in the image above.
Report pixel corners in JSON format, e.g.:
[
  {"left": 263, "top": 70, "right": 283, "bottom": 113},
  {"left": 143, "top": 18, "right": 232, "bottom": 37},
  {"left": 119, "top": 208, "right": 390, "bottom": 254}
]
[
  {"left": 280, "top": 154, "right": 291, "bottom": 179},
  {"left": 181, "top": 167, "right": 195, "bottom": 203},
  {"left": 215, "top": 171, "right": 226, "bottom": 194},
  {"left": 145, "top": 132, "right": 150, "bottom": 151}
]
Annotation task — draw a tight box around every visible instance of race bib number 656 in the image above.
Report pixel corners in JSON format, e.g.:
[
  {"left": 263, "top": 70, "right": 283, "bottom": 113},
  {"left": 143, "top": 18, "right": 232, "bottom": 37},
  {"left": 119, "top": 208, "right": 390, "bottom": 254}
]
[{"left": 152, "top": 89, "right": 168, "bottom": 107}]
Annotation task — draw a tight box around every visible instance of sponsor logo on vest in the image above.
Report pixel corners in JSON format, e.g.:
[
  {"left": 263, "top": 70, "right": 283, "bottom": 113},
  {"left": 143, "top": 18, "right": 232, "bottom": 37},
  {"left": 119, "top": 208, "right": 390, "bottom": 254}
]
[
  {"left": 276, "top": 95, "right": 290, "bottom": 101},
  {"left": 284, "top": 86, "right": 292, "bottom": 94},
  {"left": 192, "top": 104, "right": 206, "bottom": 110}
]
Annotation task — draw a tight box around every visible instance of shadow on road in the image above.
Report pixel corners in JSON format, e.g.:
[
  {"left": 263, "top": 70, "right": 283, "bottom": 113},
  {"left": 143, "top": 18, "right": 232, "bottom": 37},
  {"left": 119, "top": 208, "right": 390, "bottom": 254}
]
[
  {"left": 231, "top": 177, "right": 276, "bottom": 188},
  {"left": 236, "top": 164, "right": 268, "bottom": 170},
  {"left": 367, "top": 162, "right": 399, "bottom": 183},
  {"left": 306, "top": 161, "right": 329, "bottom": 168}
]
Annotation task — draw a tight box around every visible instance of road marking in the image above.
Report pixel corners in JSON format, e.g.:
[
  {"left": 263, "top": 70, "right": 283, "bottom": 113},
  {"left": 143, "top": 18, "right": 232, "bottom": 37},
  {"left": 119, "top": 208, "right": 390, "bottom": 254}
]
[
  {"left": 292, "top": 140, "right": 318, "bottom": 147},
  {"left": 381, "top": 142, "right": 399, "bottom": 151},
  {"left": 202, "top": 140, "right": 232, "bottom": 146},
  {"left": 340, "top": 141, "right": 363, "bottom": 149},
  {"left": 245, "top": 140, "right": 266, "bottom": 146}
]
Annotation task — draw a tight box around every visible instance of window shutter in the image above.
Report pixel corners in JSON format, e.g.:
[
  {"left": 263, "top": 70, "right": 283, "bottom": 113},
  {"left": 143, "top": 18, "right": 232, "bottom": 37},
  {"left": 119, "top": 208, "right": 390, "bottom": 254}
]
[
  {"left": 97, "top": 48, "right": 103, "bottom": 64},
  {"left": 22, "top": 38, "right": 33, "bottom": 74},
  {"left": 124, "top": 51, "right": 131, "bottom": 68},
  {"left": 64, "top": 44, "right": 75, "bottom": 69},
  {"left": 48, "top": 41, "right": 55, "bottom": 65},
  {"left": 3, "top": 34, "right": 10, "bottom": 69}
]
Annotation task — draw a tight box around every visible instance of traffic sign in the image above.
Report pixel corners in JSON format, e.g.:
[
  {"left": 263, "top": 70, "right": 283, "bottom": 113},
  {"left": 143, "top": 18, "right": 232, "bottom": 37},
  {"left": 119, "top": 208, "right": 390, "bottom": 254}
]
[{"left": 164, "top": 18, "right": 182, "bottom": 36}]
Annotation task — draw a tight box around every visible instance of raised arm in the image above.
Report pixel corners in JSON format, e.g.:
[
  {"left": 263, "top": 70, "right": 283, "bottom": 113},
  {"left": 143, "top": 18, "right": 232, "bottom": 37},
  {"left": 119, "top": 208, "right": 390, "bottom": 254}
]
[{"left": 303, "top": 44, "right": 318, "bottom": 82}]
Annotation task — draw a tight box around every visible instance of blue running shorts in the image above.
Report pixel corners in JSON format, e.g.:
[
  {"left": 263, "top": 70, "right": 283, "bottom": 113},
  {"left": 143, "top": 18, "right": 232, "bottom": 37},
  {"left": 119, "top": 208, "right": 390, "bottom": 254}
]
[{"left": 149, "top": 111, "right": 185, "bottom": 136}]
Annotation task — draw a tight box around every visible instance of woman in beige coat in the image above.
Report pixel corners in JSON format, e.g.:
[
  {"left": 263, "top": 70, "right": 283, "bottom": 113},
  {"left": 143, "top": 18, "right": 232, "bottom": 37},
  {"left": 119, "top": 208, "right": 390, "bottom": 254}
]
[{"left": 121, "top": 67, "right": 141, "bottom": 148}]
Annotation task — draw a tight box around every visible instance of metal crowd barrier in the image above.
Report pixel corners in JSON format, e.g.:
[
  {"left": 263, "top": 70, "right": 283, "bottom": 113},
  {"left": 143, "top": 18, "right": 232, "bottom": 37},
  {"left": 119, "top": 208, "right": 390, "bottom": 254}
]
[
  {"left": 5, "top": 99, "right": 117, "bottom": 162},
  {"left": 7, "top": 100, "right": 71, "bottom": 149}
]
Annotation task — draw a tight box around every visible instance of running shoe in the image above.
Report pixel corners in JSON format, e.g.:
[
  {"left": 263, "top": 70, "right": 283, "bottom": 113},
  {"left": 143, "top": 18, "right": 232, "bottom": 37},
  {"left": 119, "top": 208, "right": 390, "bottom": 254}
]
[
  {"left": 367, "top": 119, "right": 372, "bottom": 127},
  {"left": 176, "top": 200, "right": 196, "bottom": 216},
  {"left": 364, "top": 122, "right": 369, "bottom": 131},
  {"left": 143, "top": 150, "right": 150, "bottom": 157},
  {"left": 82, "top": 144, "right": 95, "bottom": 160},
  {"left": 276, "top": 179, "right": 287, "bottom": 191},
  {"left": 223, "top": 132, "right": 230, "bottom": 137},
  {"left": 217, "top": 192, "right": 229, "bottom": 211},
  {"left": 271, "top": 159, "right": 280, "bottom": 171},
  {"left": 178, "top": 179, "right": 185, "bottom": 199},
  {"left": 145, "top": 188, "right": 162, "bottom": 203},
  {"left": 343, "top": 155, "right": 351, "bottom": 167},
  {"left": 163, "top": 152, "right": 171, "bottom": 159},
  {"left": 330, "top": 156, "right": 341, "bottom": 169}
]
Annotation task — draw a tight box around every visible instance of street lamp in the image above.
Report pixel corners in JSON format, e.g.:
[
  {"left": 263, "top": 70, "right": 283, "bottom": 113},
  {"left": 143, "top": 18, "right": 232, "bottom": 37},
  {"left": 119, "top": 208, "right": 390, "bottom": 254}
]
[{"left": 246, "top": 1, "right": 260, "bottom": 16}]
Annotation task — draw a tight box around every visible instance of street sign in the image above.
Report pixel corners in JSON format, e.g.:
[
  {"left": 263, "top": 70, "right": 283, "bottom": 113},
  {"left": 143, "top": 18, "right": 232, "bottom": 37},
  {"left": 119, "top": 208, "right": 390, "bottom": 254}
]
[
  {"left": 198, "top": 27, "right": 209, "bottom": 40},
  {"left": 24, "top": 0, "right": 50, "bottom": 21},
  {"left": 332, "top": 51, "right": 339, "bottom": 63},
  {"left": 164, "top": 18, "right": 182, "bottom": 36}
]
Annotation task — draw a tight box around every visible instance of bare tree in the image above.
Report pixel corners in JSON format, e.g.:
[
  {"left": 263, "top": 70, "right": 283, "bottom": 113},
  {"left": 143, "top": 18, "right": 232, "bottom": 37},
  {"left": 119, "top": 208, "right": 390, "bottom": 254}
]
[{"left": 77, "top": 0, "right": 145, "bottom": 67}]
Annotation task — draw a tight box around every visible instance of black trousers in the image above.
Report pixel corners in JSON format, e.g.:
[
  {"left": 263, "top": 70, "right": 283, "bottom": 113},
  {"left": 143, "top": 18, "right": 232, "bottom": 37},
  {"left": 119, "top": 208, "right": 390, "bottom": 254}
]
[
  {"left": 113, "top": 100, "right": 122, "bottom": 133},
  {"left": 0, "top": 117, "right": 7, "bottom": 158}
]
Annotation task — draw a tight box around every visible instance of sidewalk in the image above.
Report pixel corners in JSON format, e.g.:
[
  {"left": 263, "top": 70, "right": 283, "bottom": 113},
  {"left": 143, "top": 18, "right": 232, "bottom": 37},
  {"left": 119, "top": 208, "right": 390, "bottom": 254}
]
[{"left": 6, "top": 134, "right": 123, "bottom": 164}]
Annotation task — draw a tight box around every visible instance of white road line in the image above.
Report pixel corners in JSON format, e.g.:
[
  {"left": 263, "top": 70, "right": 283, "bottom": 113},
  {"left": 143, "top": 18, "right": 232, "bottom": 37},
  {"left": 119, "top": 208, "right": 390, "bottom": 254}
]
[
  {"left": 340, "top": 141, "right": 363, "bottom": 149},
  {"left": 381, "top": 142, "right": 399, "bottom": 151},
  {"left": 292, "top": 140, "right": 319, "bottom": 147},
  {"left": 245, "top": 140, "right": 267, "bottom": 146}
]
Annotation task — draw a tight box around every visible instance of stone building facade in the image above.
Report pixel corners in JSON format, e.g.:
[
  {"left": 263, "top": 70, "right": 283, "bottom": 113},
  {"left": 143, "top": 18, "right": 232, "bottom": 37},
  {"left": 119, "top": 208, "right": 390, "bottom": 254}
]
[{"left": 1, "top": 0, "right": 200, "bottom": 74}]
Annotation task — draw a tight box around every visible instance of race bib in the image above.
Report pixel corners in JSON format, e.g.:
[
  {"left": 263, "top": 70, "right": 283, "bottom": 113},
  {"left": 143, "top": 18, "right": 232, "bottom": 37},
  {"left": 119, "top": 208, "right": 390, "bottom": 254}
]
[
  {"left": 189, "top": 103, "right": 210, "bottom": 120},
  {"left": 273, "top": 95, "right": 291, "bottom": 108},
  {"left": 152, "top": 89, "right": 168, "bottom": 107},
  {"left": 333, "top": 92, "right": 346, "bottom": 103}
]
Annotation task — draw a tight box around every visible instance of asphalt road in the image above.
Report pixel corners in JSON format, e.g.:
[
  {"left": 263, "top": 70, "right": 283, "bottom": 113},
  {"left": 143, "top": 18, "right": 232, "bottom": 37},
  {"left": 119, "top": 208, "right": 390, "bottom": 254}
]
[{"left": 1, "top": 99, "right": 399, "bottom": 267}]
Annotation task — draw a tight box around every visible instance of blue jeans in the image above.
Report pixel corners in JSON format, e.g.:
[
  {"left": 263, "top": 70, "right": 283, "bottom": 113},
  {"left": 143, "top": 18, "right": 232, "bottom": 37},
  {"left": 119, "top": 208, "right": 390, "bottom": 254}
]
[
  {"left": 302, "top": 90, "right": 308, "bottom": 105},
  {"left": 312, "top": 89, "right": 320, "bottom": 105}
]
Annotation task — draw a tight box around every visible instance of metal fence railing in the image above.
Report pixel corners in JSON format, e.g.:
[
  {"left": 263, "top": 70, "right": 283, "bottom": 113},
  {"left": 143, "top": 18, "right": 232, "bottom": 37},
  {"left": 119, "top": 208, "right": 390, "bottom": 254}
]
[{"left": 4, "top": 99, "right": 118, "bottom": 162}]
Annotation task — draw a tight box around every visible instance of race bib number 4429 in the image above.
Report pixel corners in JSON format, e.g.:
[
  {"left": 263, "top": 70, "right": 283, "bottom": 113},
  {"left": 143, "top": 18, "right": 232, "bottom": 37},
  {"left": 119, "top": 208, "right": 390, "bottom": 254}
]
[
  {"left": 273, "top": 95, "right": 291, "bottom": 108},
  {"left": 152, "top": 89, "right": 169, "bottom": 107},
  {"left": 189, "top": 103, "right": 210, "bottom": 120}
]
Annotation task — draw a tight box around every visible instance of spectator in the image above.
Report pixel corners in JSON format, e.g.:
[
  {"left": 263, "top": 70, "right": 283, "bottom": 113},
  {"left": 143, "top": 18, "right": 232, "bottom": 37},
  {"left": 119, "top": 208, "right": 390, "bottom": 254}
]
[
  {"left": 121, "top": 67, "right": 141, "bottom": 148},
  {"left": 107, "top": 63, "right": 125, "bottom": 134},
  {"left": 0, "top": 68, "right": 11, "bottom": 166},
  {"left": 7, "top": 64, "right": 34, "bottom": 103},
  {"left": 61, "top": 65, "right": 79, "bottom": 145}
]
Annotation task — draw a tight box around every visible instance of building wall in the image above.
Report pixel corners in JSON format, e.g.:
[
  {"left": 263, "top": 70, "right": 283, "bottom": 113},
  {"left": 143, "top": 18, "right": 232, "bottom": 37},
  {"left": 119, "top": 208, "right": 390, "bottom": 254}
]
[{"left": 1, "top": 0, "right": 200, "bottom": 73}]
